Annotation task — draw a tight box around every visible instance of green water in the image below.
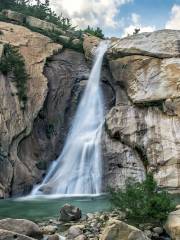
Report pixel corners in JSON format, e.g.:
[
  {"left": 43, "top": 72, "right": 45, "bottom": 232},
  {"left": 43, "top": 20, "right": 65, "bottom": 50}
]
[{"left": 0, "top": 196, "right": 110, "bottom": 221}]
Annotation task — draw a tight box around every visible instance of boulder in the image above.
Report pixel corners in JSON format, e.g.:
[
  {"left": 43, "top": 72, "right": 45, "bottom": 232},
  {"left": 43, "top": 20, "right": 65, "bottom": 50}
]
[
  {"left": 152, "top": 227, "right": 163, "bottom": 234},
  {"left": 0, "top": 229, "right": 35, "bottom": 240},
  {"left": 1, "top": 10, "right": 65, "bottom": 35},
  {"left": 109, "top": 55, "right": 180, "bottom": 104},
  {"left": 40, "top": 225, "right": 57, "bottom": 235},
  {"left": 0, "top": 218, "right": 43, "bottom": 239},
  {"left": 100, "top": 219, "right": 150, "bottom": 240},
  {"left": 59, "top": 35, "right": 70, "bottom": 44},
  {"left": 108, "top": 29, "right": 180, "bottom": 59},
  {"left": 46, "top": 234, "right": 60, "bottom": 240},
  {"left": 67, "top": 225, "right": 82, "bottom": 239},
  {"left": 75, "top": 235, "right": 87, "bottom": 240},
  {"left": 176, "top": 205, "right": 180, "bottom": 210},
  {"left": 72, "top": 38, "right": 81, "bottom": 47},
  {"left": 26, "top": 16, "right": 65, "bottom": 34},
  {"left": 164, "top": 209, "right": 180, "bottom": 240},
  {"left": 60, "top": 204, "right": 82, "bottom": 222},
  {"left": 2, "top": 9, "right": 25, "bottom": 23},
  {"left": 83, "top": 35, "right": 101, "bottom": 60}
]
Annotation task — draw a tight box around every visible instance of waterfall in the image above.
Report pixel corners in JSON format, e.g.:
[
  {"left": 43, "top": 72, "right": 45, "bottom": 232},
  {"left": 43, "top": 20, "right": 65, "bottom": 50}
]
[{"left": 31, "top": 41, "right": 109, "bottom": 196}]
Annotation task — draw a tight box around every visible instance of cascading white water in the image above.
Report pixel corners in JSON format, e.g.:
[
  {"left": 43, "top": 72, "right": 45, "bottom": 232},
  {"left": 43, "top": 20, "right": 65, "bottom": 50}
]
[{"left": 31, "top": 41, "right": 109, "bottom": 196}]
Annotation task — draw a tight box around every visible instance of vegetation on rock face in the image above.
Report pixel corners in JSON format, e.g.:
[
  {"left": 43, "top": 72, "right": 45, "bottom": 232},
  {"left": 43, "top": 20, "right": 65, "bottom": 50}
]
[
  {"left": 84, "top": 26, "right": 105, "bottom": 39},
  {"left": 109, "top": 174, "right": 175, "bottom": 225},
  {"left": 0, "top": 44, "right": 28, "bottom": 108},
  {"left": 0, "top": 0, "right": 105, "bottom": 46},
  {"left": 0, "top": 0, "right": 73, "bottom": 31}
]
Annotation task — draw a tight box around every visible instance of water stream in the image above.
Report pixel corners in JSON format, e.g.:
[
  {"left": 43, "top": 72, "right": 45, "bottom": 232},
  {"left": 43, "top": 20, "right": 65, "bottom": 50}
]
[{"left": 31, "top": 41, "right": 109, "bottom": 196}]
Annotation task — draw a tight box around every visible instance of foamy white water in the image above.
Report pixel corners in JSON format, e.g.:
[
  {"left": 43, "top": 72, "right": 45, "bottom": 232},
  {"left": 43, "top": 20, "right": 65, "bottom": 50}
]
[{"left": 31, "top": 41, "right": 109, "bottom": 196}]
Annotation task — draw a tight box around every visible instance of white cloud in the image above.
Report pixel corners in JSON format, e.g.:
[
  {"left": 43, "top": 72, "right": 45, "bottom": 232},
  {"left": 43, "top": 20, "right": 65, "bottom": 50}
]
[
  {"left": 49, "top": 0, "right": 132, "bottom": 30},
  {"left": 166, "top": 4, "right": 180, "bottom": 29},
  {"left": 122, "top": 13, "right": 156, "bottom": 37}
]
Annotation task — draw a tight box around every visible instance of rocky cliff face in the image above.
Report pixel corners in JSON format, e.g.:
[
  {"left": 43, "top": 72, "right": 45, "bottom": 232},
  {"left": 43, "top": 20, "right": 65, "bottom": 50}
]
[
  {"left": 0, "top": 22, "right": 114, "bottom": 197},
  {"left": 0, "top": 21, "right": 180, "bottom": 197},
  {"left": 104, "top": 30, "right": 180, "bottom": 193},
  {"left": 0, "top": 21, "right": 61, "bottom": 197}
]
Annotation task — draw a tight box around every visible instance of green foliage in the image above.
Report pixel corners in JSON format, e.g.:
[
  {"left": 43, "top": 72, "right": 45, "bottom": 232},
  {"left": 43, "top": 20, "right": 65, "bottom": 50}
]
[
  {"left": 0, "top": 0, "right": 74, "bottom": 31},
  {"left": 0, "top": 0, "right": 16, "bottom": 11},
  {"left": 109, "top": 174, "right": 175, "bottom": 224},
  {"left": 0, "top": 44, "right": 28, "bottom": 108},
  {"left": 26, "top": 25, "right": 83, "bottom": 52},
  {"left": 84, "top": 26, "right": 104, "bottom": 39}
]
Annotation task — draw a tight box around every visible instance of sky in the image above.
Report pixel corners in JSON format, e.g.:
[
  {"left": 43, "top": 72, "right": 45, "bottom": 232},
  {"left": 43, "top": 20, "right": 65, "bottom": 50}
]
[{"left": 49, "top": 0, "right": 180, "bottom": 37}]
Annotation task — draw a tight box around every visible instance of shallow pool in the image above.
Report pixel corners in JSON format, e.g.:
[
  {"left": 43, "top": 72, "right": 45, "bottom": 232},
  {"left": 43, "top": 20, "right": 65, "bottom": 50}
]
[{"left": 0, "top": 195, "right": 111, "bottom": 221}]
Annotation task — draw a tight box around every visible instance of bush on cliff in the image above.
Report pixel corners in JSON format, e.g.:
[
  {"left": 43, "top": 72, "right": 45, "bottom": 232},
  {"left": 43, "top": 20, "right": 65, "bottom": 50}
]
[
  {"left": 0, "top": 44, "right": 29, "bottom": 109},
  {"left": 84, "top": 26, "right": 104, "bottom": 39},
  {"left": 109, "top": 174, "right": 175, "bottom": 224}
]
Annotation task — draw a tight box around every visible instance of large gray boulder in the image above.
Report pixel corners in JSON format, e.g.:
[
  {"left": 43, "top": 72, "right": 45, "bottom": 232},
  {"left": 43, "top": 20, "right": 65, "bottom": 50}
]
[{"left": 0, "top": 218, "right": 43, "bottom": 239}]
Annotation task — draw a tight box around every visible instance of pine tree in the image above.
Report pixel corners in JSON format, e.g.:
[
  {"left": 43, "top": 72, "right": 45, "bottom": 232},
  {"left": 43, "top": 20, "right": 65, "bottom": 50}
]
[{"left": 0, "top": 0, "right": 16, "bottom": 10}]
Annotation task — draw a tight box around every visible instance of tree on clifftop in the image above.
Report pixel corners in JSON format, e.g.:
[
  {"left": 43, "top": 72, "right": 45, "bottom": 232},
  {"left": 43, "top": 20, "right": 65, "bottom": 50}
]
[{"left": 0, "top": 0, "right": 16, "bottom": 10}]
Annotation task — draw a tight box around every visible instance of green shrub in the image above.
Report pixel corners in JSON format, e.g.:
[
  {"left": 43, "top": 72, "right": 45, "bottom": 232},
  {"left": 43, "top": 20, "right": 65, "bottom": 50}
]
[
  {"left": 26, "top": 25, "right": 84, "bottom": 52},
  {"left": 84, "top": 26, "right": 104, "bottom": 39},
  {"left": 0, "top": 44, "right": 29, "bottom": 108},
  {"left": 0, "top": 0, "right": 16, "bottom": 11},
  {"left": 109, "top": 174, "right": 175, "bottom": 224}
]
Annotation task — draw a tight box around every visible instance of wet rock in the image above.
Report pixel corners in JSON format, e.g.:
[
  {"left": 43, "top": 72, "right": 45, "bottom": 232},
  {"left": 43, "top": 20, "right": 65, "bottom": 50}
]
[
  {"left": 0, "top": 218, "right": 42, "bottom": 239},
  {"left": 60, "top": 204, "right": 82, "bottom": 222}
]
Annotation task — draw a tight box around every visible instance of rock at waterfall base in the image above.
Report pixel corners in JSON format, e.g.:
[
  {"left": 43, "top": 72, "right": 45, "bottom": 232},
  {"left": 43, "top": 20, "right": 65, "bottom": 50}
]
[
  {"left": 60, "top": 204, "right": 82, "bottom": 222},
  {"left": 67, "top": 225, "right": 83, "bottom": 239},
  {"left": 165, "top": 209, "right": 180, "bottom": 240},
  {"left": 0, "top": 218, "right": 43, "bottom": 239},
  {"left": 100, "top": 219, "right": 150, "bottom": 240}
]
